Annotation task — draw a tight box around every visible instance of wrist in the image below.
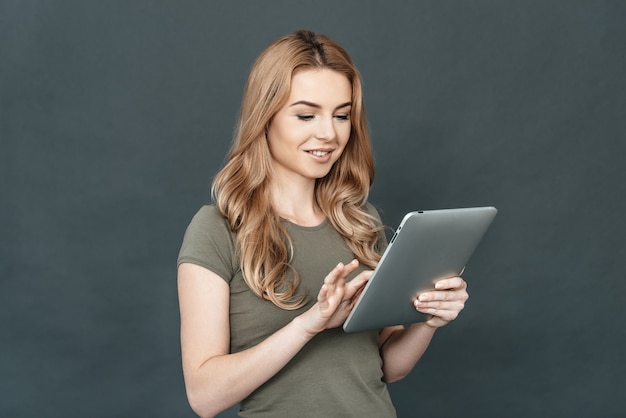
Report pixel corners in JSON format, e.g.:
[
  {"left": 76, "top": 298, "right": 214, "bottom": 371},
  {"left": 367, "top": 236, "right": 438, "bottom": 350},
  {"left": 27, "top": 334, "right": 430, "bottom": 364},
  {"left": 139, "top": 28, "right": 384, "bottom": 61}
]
[
  {"left": 291, "top": 312, "right": 321, "bottom": 341},
  {"left": 423, "top": 318, "right": 443, "bottom": 330}
]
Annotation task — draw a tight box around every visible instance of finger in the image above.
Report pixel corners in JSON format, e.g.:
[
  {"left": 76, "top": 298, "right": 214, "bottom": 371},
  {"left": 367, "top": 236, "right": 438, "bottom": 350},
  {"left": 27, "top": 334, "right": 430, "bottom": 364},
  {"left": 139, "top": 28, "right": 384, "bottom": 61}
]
[
  {"left": 324, "top": 263, "right": 345, "bottom": 282},
  {"left": 317, "top": 284, "right": 329, "bottom": 305},
  {"left": 434, "top": 276, "right": 466, "bottom": 290},
  {"left": 339, "top": 259, "right": 360, "bottom": 278},
  {"left": 345, "top": 270, "right": 372, "bottom": 296},
  {"left": 323, "top": 266, "right": 350, "bottom": 301},
  {"left": 416, "top": 289, "right": 468, "bottom": 309},
  {"left": 418, "top": 288, "right": 469, "bottom": 303},
  {"left": 434, "top": 276, "right": 466, "bottom": 291},
  {"left": 416, "top": 304, "right": 463, "bottom": 321},
  {"left": 319, "top": 281, "right": 345, "bottom": 307},
  {"left": 415, "top": 298, "right": 466, "bottom": 312},
  {"left": 349, "top": 286, "right": 366, "bottom": 307},
  {"left": 414, "top": 297, "right": 467, "bottom": 323},
  {"left": 324, "top": 262, "right": 345, "bottom": 286},
  {"left": 324, "top": 259, "right": 358, "bottom": 285}
]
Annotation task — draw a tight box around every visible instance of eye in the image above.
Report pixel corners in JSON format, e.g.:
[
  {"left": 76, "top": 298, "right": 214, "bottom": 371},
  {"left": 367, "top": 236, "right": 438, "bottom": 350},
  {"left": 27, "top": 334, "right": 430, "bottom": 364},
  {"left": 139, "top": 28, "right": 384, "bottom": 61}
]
[
  {"left": 335, "top": 114, "right": 350, "bottom": 121},
  {"left": 297, "top": 114, "right": 314, "bottom": 121}
]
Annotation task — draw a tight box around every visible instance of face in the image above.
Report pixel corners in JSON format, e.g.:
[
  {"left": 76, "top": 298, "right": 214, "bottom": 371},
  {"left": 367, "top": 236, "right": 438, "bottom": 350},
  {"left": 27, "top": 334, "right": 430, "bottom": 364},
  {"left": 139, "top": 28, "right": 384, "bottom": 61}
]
[{"left": 266, "top": 68, "right": 352, "bottom": 185}]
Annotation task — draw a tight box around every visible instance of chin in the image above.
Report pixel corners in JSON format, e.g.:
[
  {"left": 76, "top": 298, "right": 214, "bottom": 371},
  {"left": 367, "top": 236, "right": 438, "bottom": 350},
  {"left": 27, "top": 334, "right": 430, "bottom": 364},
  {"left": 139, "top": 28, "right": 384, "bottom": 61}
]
[{"left": 314, "top": 172, "right": 333, "bottom": 181}]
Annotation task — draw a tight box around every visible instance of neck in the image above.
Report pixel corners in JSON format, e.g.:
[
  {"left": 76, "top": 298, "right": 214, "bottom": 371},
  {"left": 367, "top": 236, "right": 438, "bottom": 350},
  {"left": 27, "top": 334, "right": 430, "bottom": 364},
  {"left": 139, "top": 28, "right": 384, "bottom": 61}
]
[{"left": 270, "top": 177, "right": 324, "bottom": 227}]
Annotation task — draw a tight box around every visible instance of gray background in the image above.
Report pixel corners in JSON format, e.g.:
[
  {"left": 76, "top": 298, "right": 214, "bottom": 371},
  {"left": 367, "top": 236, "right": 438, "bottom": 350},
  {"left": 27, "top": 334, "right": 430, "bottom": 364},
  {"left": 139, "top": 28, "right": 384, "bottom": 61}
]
[{"left": 2, "top": 1, "right": 625, "bottom": 417}]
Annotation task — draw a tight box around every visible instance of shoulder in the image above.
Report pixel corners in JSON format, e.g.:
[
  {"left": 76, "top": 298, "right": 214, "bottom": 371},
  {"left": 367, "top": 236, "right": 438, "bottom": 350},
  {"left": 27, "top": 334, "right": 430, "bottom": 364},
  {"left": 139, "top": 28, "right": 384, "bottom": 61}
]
[
  {"left": 182, "top": 204, "right": 235, "bottom": 242},
  {"left": 178, "top": 204, "right": 238, "bottom": 280},
  {"left": 181, "top": 205, "right": 234, "bottom": 243},
  {"left": 190, "top": 204, "right": 229, "bottom": 226}
]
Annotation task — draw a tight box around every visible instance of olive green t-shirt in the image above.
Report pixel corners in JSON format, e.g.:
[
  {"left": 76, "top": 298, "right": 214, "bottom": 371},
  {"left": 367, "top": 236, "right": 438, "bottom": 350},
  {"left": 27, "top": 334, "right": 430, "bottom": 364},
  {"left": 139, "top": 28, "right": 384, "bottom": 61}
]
[{"left": 177, "top": 204, "right": 396, "bottom": 418}]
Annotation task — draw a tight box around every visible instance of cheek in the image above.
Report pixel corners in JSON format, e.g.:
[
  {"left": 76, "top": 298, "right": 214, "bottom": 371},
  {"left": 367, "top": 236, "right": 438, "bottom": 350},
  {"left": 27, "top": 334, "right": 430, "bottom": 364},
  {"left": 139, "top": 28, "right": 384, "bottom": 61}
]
[
  {"left": 266, "top": 125, "right": 289, "bottom": 152},
  {"left": 339, "top": 124, "right": 352, "bottom": 144},
  {"left": 268, "top": 119, "right": 306, "bottom": 146},
  {"left": 334, "top": 134, "right": 352, "bottom": 161}
]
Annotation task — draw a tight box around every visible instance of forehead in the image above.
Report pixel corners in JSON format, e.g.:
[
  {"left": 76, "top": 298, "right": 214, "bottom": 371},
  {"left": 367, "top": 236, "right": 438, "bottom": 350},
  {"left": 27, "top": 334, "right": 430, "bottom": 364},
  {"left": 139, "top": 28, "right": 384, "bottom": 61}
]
[{"left": 287, "top": 68, "right": 352, "bottom": 103}]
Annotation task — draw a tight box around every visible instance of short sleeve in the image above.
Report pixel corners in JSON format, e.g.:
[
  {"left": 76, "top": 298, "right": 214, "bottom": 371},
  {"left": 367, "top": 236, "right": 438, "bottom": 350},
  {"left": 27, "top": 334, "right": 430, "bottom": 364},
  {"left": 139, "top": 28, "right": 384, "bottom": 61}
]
[{"left": 177, "top": 205, "right": 238, "bottom": 284}]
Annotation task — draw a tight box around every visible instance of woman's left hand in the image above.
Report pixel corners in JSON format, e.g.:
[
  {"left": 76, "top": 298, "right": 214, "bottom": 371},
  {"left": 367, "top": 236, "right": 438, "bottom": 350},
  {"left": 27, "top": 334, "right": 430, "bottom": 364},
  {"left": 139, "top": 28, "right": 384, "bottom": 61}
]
[{"left": 414, "top": 276, "right": 469, "bottom": 328}]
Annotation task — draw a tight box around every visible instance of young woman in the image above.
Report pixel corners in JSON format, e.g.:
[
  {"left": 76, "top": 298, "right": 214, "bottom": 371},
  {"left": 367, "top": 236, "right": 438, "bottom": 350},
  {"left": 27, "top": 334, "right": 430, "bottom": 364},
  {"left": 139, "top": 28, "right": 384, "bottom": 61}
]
[{"left": 177, "top": 30, "right": 469, "bottom": 418}]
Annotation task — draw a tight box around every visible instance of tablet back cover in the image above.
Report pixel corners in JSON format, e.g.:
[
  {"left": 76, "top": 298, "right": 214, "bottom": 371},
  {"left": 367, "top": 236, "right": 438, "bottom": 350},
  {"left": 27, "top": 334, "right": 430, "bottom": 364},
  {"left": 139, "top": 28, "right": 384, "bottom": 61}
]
[{"left": 343, "top": 206, "right": 497, "bottom": 333}]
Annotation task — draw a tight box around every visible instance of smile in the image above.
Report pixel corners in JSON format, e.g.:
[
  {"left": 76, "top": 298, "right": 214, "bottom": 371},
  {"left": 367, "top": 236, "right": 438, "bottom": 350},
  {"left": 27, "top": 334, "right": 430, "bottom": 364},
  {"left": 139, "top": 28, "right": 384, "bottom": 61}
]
[{"left": 308, "top": 150, "right": 331, "bottom": 157}]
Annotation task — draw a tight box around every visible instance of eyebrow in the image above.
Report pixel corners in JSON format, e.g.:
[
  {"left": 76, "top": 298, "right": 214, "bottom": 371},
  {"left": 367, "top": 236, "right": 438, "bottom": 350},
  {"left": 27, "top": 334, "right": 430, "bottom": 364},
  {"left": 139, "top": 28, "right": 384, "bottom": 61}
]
[{"left": 289, "top": 100, "right": 352, "bottom": 110}]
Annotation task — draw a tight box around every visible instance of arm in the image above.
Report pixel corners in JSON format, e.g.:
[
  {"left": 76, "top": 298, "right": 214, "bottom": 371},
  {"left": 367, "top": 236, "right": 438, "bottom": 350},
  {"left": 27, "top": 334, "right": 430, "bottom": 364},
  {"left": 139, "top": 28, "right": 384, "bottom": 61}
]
[
  {"left": 178, "top": 260, "right": 370, "bottom": 418},
  {"left": 379, "top": 276, "right": 469, "bottom": 383}
]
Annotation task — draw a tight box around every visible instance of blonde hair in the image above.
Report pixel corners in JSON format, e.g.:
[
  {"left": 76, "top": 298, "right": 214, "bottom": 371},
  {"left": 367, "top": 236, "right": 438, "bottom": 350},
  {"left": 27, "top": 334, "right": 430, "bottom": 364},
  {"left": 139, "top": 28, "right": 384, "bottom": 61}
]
[{"left": 212, "top": 30, "right": 383, "bottom": 309}]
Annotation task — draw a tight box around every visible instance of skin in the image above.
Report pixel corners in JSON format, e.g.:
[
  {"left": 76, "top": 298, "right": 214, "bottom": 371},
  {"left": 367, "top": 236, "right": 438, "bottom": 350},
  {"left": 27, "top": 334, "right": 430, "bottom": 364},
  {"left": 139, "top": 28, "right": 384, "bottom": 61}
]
[
  {"left": 178, "top": 69, "right": 469, "bottom": 418},
  {"left": 266, "top": 68, "right": 352, "bottom": 225}
]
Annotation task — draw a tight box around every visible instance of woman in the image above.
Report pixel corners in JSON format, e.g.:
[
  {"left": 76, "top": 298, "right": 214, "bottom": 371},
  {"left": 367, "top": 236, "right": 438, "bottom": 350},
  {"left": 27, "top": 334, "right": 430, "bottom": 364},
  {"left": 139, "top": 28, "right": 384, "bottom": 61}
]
[{"left": 177, "top": 30, "right": 468, "bottom": 418}]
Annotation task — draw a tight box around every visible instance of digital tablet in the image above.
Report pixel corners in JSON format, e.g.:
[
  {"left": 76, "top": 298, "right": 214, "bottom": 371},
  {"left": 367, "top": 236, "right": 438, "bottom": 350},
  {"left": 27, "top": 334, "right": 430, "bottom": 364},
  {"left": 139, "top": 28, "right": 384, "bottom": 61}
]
[{"left": 343, "top": 206, "right": 497, "bottom": 333}]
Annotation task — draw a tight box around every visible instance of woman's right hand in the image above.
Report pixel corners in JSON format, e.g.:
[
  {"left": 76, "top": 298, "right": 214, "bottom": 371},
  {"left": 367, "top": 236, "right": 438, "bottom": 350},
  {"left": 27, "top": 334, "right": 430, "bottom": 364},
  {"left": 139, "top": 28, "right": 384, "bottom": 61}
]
[
  {"left": 179, "top": 260, "right": 370, "bottom": 417},
  {"left": 299, "top": 259, "right": 372, "bottom": 336}
]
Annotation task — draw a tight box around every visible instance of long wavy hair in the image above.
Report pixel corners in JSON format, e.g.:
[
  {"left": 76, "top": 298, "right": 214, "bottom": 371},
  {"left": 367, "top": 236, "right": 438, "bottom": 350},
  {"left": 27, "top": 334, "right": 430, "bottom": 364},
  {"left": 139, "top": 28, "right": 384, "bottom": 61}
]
[{"left": 212, "top": 30, "right": 383, "bottom": 309}]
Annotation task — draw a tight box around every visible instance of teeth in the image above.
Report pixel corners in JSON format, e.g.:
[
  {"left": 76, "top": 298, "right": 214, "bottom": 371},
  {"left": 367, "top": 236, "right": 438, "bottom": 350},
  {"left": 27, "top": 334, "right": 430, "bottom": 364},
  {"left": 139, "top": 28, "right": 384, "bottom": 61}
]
[{"left": 311, "top": 150, "right": 329, "bottom": 157}]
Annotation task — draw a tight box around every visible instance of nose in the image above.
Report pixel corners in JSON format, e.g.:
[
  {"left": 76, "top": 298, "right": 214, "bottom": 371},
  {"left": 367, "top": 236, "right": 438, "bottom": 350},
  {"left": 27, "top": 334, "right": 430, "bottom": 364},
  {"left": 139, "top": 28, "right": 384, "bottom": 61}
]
[{"left": 315, "top": 115, "right": 337, "bottom": 141}]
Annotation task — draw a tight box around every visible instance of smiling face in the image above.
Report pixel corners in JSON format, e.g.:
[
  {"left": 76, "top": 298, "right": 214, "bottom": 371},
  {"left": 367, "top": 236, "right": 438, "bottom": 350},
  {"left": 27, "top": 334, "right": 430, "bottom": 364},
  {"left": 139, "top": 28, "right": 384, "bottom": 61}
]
[{"left": 266, "top": 68, "right": 352, "bottom": 186}]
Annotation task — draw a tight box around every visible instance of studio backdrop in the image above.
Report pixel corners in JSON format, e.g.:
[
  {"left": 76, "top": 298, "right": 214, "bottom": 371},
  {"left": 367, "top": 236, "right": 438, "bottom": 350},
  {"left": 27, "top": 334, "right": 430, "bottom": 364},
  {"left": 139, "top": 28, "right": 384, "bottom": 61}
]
[{"left": 2, "top": 1, "right": 625, "bottom": 417}]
